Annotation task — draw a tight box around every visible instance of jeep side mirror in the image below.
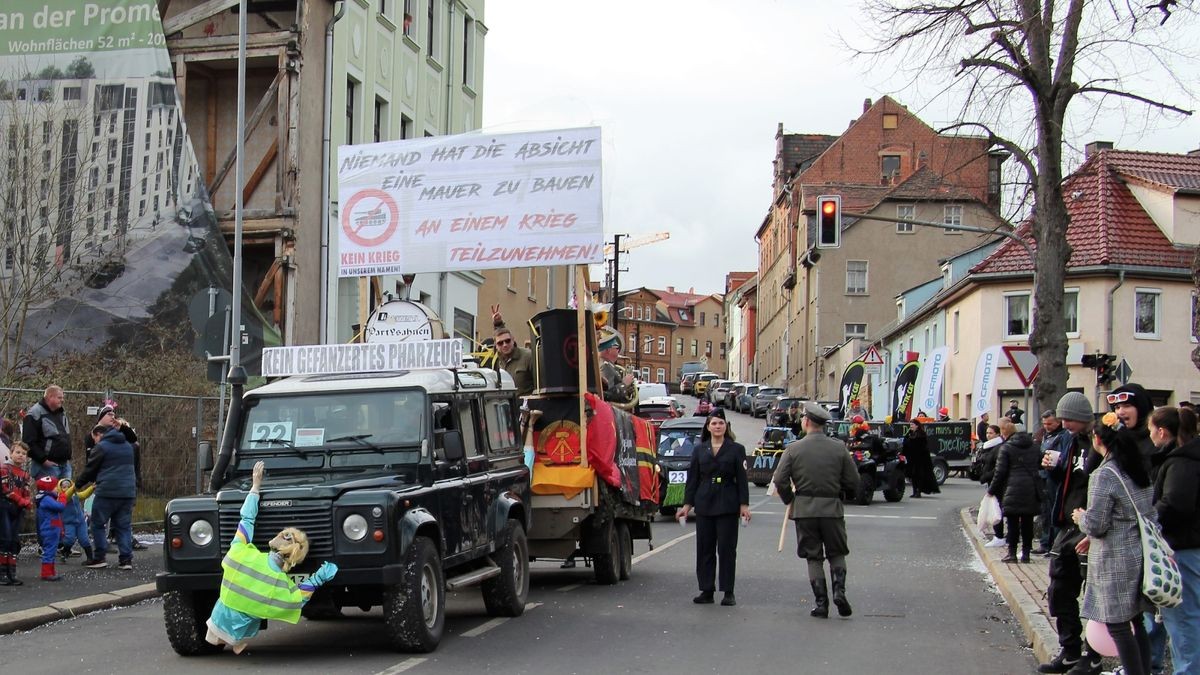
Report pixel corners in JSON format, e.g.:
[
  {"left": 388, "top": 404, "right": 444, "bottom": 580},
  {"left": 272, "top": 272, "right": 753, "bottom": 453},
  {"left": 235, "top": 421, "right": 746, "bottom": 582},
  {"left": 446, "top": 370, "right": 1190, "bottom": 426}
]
[
  {"left": 442, "top": 430, "right": 465, "bottom": 462},
  {"left": 198, "top": 441, "right": 214, "bottom": 472}
]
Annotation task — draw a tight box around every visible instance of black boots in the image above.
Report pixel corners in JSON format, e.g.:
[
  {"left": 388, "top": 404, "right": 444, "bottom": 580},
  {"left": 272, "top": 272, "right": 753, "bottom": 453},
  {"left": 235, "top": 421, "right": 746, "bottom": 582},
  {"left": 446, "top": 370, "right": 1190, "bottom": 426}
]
[
  {"left": 831, "top": 568, "right": 852, "bottom": 617},
  {"left": 720, "top": 592, "right": 736, "bottom": 606},
  {"left": 1, "top": 554, "right": 23, "bottom": 586},
  {"left": 1037, "top": 650, "right": 1081, "bottom": 674},
  {"left": 809, "top": 578, "right": 829, "bottom": 618},
  {"left": 693, "top": 591, "right": 714, "bottom": 604}
]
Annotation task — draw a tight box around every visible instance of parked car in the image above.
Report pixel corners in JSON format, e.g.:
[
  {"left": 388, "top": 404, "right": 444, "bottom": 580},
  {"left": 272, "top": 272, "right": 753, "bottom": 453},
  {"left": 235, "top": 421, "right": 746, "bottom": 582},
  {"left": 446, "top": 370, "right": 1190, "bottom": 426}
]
[
  {"left": 721, "top": 382, "right": 746, "bottom": 410},
  {"left": 693, "top": 373, "right": 720, "bottom": 398},
  {"left": 678, "top": 361, "right": 707, "bottom": 393},
  {"left": 751, "top": 387, "right": 786, "bottom": 417},
  {"left": 732, "top": 384, "right": 759, "bottom": 413},
  {"left": 634, "top": 403, "right": 677, "bottom": 432},
  {"left": 657, "top": 416, "right": 707, "bottom": 516},
  {"left": 709, "top": 380, "right": 737, "bottom": 407},
  {"left": 680, "top": 372, "right": 700, "bottom": 395}
]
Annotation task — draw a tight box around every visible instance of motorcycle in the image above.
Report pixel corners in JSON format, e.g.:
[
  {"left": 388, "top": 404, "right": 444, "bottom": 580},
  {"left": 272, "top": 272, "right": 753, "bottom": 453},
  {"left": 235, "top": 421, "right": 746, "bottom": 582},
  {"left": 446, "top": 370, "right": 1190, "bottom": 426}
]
[{"left": 844, "top": 432, "right": 907, "bottom": 505}]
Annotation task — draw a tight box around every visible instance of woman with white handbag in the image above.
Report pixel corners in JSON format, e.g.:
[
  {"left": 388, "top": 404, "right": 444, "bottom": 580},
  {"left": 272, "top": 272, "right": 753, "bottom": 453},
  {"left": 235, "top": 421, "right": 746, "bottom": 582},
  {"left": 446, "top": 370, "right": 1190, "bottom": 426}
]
[
  {"left": 1073, "top": 416, "right": 1156, "bottom": 675},
  {"left": 1148, "top": 406, "right": 1200, "bottom": 674}
]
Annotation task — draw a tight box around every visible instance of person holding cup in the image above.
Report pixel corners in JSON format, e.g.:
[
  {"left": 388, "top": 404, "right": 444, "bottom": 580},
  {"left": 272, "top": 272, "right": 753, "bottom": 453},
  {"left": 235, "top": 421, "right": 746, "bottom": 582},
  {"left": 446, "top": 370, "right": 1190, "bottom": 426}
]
[{"left": 676, "top": 409, "right": 750, "bottom": 607}]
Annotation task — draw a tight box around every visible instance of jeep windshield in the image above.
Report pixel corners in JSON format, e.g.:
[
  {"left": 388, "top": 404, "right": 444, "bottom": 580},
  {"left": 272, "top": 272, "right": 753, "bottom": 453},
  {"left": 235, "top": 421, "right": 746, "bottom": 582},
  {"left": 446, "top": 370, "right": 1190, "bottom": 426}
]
[{"left": 237, "top": 389, "right": 427, "bottom": 471}]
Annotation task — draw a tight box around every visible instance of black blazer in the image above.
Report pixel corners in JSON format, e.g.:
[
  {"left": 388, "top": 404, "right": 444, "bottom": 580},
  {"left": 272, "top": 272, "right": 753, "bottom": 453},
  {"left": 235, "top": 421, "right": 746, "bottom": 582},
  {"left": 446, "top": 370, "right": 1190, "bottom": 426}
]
[{"left": 684, "top": 440, "right": 750, "bottom": 517}]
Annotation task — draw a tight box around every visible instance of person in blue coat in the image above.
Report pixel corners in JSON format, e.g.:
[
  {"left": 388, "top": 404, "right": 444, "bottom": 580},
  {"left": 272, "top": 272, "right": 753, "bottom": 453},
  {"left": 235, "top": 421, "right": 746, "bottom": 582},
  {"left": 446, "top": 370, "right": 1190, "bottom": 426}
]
[
  {"left": 76, "top": 406, "right": 137, "bottom": 570},
  {"left": 676, "top": 409, "right": 751, "bottom": 606},
  {"left": 34, "top": 475, "right": 64, "bottom": 581}
]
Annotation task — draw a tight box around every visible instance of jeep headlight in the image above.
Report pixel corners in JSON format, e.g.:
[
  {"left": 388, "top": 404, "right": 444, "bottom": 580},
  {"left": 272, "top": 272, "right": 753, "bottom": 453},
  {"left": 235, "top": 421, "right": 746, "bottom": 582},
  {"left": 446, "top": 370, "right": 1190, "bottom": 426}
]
[
  {"left": 189, "top": 519, "right": 214, "bottom": 547},
  {"left": 342, "top": 513, "right": 368, "bottom": 541}
]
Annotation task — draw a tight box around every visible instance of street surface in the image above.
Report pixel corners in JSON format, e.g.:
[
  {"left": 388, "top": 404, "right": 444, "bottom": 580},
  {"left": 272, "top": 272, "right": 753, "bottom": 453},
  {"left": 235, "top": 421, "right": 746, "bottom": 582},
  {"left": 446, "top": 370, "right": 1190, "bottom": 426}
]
[{"left": 0, "top": 395, "right": 1037, "bottom": 674}]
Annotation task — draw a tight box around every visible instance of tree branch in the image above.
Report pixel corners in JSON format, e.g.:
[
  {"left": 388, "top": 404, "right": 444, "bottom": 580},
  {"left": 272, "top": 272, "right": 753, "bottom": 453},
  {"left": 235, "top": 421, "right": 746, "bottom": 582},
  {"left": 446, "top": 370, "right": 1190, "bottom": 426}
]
[
  {"left": 938, "top": 121, "right": 1038, "bottom": 181},
  {"left": 959, "top": 57, "right": 1026, "bottom": 81},
  {"left": 1076, "top": 85, "right": 1194, "bottom": 115}
]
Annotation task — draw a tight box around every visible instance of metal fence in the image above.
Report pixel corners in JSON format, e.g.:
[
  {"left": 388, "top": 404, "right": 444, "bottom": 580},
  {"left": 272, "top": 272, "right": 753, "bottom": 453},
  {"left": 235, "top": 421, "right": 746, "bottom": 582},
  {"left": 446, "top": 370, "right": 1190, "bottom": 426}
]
[{"left": 2, "top": 387, "right": 222, "bottom": 515}]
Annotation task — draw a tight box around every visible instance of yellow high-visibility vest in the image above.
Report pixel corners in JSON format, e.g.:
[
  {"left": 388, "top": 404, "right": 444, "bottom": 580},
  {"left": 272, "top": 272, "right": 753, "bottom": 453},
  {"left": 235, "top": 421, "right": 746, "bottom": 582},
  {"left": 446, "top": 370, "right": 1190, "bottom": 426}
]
[{"left": 219, "top": 542, "right": 304, "bottom": 623}]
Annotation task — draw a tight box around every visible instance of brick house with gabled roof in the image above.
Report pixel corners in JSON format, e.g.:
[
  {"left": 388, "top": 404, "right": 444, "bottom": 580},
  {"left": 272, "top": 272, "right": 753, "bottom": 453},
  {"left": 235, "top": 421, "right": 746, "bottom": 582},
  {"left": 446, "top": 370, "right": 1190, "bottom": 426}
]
[
  {"left": 920, "top": 145, "right": 1200, "bottom": 417},
  {"left": 755, "top": 97, "right": 1010, "bottom": 395}
]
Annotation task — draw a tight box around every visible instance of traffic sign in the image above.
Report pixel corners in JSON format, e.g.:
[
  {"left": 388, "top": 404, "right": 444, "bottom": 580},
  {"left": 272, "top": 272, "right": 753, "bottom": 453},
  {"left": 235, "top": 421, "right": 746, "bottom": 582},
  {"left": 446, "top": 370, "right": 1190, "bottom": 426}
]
[
  {"left": 1002, "top": 346, "right": 1040, "bottom": 388},
  {"left": 1116, "top": 359, "right": 1133, "bottom": 385},
  {"left": 862, "top": 345, "right": 885, "bottom": 366}
]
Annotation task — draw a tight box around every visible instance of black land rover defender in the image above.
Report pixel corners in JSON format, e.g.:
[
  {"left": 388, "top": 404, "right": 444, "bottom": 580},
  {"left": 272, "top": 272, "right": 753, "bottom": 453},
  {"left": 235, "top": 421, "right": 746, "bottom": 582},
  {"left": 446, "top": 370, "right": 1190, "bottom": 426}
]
[{"left": 156, "top": 367, "right": 531, "bottom": 655}]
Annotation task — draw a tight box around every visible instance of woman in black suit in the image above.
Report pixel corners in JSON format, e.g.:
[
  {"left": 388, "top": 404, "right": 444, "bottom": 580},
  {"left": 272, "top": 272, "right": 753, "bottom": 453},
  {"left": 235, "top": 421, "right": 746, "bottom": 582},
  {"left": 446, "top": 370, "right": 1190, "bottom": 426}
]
[{"left": 677, "top": 409, "right": 751, "bottom": 606}]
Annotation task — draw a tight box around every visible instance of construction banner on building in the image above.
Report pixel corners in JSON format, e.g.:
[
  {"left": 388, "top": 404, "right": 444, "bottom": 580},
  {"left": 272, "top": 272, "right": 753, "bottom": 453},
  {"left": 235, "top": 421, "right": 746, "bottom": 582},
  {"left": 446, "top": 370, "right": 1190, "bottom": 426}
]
[
  {"left": 336, "top": 127, "right": 605, "bottom": 277},
  {"left": 0, "top": 0, "right": 276, "bottom": 385}
]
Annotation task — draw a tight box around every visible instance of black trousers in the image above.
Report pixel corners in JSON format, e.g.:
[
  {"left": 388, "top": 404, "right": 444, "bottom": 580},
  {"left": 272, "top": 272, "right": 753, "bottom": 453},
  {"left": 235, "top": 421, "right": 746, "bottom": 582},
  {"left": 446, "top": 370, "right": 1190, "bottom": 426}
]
[
  {"left": 695, "top": 513, "right": 739, "bottom": 593},
  {"left": 1005, "top": 514, "right": 1034, "bottom": 554},
  {"left": 1047, "top": 545, "right": 1085, "bottom": 654}
]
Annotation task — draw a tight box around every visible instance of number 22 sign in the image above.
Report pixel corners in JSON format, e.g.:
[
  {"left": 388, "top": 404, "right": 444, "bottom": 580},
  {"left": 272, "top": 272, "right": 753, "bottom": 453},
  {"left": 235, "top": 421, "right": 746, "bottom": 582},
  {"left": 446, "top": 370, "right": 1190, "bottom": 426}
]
[{"left": 250, "top": 421, "right": 293, "bottom": 446}]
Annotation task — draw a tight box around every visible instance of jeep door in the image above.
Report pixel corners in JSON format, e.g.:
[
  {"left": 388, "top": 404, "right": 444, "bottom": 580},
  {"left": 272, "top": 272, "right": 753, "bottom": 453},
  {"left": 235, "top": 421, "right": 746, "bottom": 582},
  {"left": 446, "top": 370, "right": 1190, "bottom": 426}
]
[
  {"left": 481, "top": 394, "right": 529, "bottom": 530},
  {"left": 432, "top": 400, "right": 473, "bottom": 565},
  {"left": 453, "top": 396, "right": 490, "bottom": 555}
]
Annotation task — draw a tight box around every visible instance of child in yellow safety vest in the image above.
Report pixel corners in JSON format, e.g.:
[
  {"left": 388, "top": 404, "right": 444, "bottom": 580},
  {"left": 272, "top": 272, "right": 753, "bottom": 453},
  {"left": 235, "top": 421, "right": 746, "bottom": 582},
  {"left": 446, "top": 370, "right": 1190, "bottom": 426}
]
[{"left": 205, "top": 461, "right": 338, "bottom": 654}]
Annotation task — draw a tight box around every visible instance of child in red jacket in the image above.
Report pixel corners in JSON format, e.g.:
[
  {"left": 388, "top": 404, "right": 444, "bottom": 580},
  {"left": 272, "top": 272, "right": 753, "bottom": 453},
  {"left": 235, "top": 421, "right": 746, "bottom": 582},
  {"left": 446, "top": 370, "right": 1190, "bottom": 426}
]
[{"left": 0, "top": 441, "right": 32, "bottom": 585}]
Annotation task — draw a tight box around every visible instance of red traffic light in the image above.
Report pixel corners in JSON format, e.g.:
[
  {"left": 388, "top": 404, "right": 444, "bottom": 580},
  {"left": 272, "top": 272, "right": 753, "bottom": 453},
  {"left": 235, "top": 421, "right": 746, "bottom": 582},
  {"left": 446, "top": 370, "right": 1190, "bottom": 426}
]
[
  {"left": 821, "top": 200, "right": 837, "bottom": 216},
  {"left": 816, "top": 194, "right": 841, "bottom": 248}
]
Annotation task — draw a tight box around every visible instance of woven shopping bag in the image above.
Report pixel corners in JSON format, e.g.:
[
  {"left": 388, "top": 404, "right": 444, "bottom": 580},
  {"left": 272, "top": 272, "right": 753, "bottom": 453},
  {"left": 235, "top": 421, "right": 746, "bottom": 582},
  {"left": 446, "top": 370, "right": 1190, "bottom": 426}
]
[{"left": 1105, "top": 466, "right": 1183, "bottom": 608}]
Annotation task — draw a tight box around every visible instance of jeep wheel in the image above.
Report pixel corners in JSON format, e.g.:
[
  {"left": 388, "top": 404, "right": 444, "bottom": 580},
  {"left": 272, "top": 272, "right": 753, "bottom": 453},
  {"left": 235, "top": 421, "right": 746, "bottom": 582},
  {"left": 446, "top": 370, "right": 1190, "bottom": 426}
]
[
  {"left": 482, "top": 520, "right": 529, "bottom": 617},
  {"left": 590, "top": 518, "right": 620, "bottom": 585},
  {"left": 163, "top": 590, "right": 222, "bottom": 656},
  {"left": 933, "top": 460, "right": 949, "bottom": 486},
  {"left": 383, "top": 536, "right": 445, "bottom": 652},
  {"left": 855, "top": 474, "right": 875, "bottom": 506},
  {"left": 617, "top": 522, "right": 633, "bottom": 581}
]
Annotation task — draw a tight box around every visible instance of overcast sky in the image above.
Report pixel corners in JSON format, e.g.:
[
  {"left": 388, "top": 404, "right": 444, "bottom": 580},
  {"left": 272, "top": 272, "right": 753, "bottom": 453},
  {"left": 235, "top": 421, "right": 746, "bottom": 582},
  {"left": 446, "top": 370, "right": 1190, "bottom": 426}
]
[{"left": 482, "top": 1, "right": 1200, "bottom": 298}]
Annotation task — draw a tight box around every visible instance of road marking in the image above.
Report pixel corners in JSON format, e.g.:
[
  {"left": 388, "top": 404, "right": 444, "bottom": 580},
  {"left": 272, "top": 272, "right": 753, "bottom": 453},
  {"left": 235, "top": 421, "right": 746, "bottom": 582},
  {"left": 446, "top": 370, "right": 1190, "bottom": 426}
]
[
  {"left": 556, "top": 582, "right": 584, "bottom": 593},
  {"left": 374, "top": 658, "right": 427, "bottom": 675},
  {"left": 845, "top": 514, "right": 937, "bottom": 520},
  {"left": 632, "top": 495, "right": 774, "bottom": 565},
  {"left": 460, "top": 602, "right": 542, "bottom": 637}
]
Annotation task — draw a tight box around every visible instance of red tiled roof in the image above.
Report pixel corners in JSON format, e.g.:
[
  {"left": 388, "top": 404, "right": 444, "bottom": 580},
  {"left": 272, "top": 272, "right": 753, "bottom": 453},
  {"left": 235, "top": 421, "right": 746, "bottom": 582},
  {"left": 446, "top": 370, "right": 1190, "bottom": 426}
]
[
  {"left": 1107, "top": 150, "right": 1200, "bottom": 193},
  {"left": 798, "top": 184, "right": 892, "bottom": 212},
  {"left": 970, "top": 150, "right": 1194, "bottom": 275}
]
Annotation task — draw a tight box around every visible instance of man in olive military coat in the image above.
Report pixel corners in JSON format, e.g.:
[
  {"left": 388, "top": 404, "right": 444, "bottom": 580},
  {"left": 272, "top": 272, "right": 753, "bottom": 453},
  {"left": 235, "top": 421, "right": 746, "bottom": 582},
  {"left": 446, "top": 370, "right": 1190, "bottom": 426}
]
[{"left": 772, "top": 401, "right": 859, "bottom": 618}]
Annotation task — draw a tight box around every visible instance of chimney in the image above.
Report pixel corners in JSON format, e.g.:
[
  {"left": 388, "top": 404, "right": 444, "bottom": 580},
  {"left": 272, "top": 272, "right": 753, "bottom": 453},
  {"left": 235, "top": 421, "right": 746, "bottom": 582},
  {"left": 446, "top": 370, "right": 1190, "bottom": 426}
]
[
  {"left": 863, "top": 98, "right": 872, "bottom": 113},
  {"left": 1188, "top": 146, "right": 1200, "bottom": 157},
  {"left": 1085, "top": 141, "right": 1113, "bottom": 159},
  {"left": 917, "top": 151, "right": 928, "bottom": 170},
  {"left": 667, "top": 286, "right": 674, "bottom": 293},
  {"left": 688, "top": 287, "right": 695, "bottom": 295}
]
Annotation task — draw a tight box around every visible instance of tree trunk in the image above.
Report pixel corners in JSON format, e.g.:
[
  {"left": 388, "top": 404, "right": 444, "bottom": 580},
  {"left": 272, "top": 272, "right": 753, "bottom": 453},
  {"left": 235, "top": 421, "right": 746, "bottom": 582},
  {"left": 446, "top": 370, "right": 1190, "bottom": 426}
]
[{"left": 1029, "top": 130, "right": 1072, "bottom": 415}]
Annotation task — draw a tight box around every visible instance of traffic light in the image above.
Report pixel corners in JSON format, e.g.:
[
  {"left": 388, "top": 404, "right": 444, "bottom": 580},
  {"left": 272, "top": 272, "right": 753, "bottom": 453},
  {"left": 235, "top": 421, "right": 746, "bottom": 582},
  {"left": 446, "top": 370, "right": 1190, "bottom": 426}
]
[
  {"left": 816, "top": 195, "right": 841, "bottom": 249},
  {"left": 1095, "top": 353, "right": 1117, "bottom": 386}
]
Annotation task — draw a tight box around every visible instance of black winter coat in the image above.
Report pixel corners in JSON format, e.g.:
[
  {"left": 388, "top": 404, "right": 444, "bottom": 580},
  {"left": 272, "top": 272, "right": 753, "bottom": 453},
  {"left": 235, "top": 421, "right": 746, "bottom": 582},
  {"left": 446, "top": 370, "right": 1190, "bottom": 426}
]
[
  {"left": 989, "top": 432, "right": 1041, "bottom": 516},
  {"left": 683, "top": 440, "right": 749, "bottom": 517},
  {"left": 1152, "top": 438, "right": 1200, "bottom": 551}
]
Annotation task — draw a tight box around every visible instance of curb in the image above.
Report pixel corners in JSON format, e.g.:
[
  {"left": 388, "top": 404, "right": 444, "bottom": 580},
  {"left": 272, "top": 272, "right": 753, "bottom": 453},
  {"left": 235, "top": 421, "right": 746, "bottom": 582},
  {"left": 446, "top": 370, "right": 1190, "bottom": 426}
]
[
  {"left": 0, "top": 582, "right": 160, "bottom": 634},
  {"left": 959, "top": 507, "right": 1059, "bottom": 664}
]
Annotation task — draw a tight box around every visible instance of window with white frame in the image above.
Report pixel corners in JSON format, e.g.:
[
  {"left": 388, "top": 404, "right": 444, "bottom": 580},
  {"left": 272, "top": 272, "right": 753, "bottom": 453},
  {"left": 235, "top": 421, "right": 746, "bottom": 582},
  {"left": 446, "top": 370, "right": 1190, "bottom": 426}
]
[
  {"left": 462, "top": 16, "right": 475, "bottom": 88},
  {"left": 846, "top": 260, "right": 868, "bottom": 294},
  {"left": 657, "top": 336, "right": 666, "bottom": 355},
  {"left": 1005, "top": 292, "right": 1030, "bottom": 338},
  {"left": 636, "top": 305, "right": 643, "bottom": 320},
  {"left": 943, "top": 204, "right": 963, "bottom": 233},
  {"left": 527, "top": 269, "right": 535, "bottom": 300},
  {"left": 896, "top": 204, "right": 915, "bottom": 233},
  {"left": 844, "top": 323, "right": 867, "bottom": 341},
  {"left": 705, "top": 340, "right": 712, "bottom": 357},
  {"left": 953, "top": 311, "right": 960, "bottom": 353},
  {"left": 628, "top": 333, "right": 636, "bottom": 354},
  {"left": 506, "top": 268, "right": 514, "bottom": 291},
  {"left": 426, "top": 0, "right": 439, "bottom": 60},
  {"left": 656, "top": 368, "right": 666, "bottom": 383},
  {"left": 403, "top": 0, "right": 415, "bottom": 36},
  {"left": 643, "top": 335, "right": 653, "bottom": 354},
  {"left": 1064, "top": 289, "right": 1079, "bottom": 335},
  {"left": 690, "top": 339, "right": 698, "bottom": 357},
  {"left": 641, "top": 367, "right": 651, "bottom": 381},
  {"left": 1134, "top": 288, "right": 1161, "bottom": 339}
]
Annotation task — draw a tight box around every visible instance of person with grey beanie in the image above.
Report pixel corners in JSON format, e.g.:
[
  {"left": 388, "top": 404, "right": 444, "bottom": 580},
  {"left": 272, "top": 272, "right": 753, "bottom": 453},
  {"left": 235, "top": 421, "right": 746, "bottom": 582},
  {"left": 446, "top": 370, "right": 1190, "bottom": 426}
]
[{"left": 1037, "top": 391, "right": 1105, "bottom": 674}]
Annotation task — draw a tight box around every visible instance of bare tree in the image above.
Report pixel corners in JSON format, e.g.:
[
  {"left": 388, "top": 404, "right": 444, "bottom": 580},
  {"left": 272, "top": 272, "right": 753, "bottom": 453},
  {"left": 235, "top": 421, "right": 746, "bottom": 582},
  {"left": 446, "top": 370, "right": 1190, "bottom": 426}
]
[{"left": 856, "top": 0, "right": 1195, "bottom": 412}]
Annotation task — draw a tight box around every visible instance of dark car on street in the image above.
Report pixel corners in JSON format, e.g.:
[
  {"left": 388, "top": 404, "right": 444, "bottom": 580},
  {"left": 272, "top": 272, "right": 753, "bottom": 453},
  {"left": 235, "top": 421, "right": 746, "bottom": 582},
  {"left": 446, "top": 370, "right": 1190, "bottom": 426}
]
[
  {"left": 733, "top": 384, "right": 760, "bottom": 414},
  {"left": 657, "top": 416, "right": 706, "bottom": 517},
  {"left": 751, "top": 387, "right": 786, "bottom": 417}
]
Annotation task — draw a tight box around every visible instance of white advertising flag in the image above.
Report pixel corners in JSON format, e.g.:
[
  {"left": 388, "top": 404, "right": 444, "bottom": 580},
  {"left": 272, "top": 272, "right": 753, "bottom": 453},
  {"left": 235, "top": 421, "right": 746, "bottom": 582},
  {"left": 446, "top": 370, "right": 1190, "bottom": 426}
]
[
  {"left": 972, "top": 345, "right": 1003, "bottom": 418},
  {"left": 916, "top": 346, "right": 950, "bottom": 414},
  {"left": 336, "top": 127, "right": 604, "bottom": 277}
]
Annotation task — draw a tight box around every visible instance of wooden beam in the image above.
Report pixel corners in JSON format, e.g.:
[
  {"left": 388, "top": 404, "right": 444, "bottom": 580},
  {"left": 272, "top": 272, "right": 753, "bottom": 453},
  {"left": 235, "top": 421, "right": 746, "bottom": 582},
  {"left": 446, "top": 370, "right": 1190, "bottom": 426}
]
[
  {"left": 242, "top": 138, "right": 279, "bottom": 204},
  {"left": 208, "top": 70, "right": 282, "bottom": 194},
  {"left": 167, "top": 31, "right": 294, "bottom": 52},
  {"left": 173, "top": 54, "right": 187, "bottom": 110},
  {"left": 273, "top": 260, "right": 284, "bottom": 327},
  {"left": 254, "top": 257, "right": 282, "bottom": 306},
  {"left": 205, "top": 79, "right": 217, "bottom": 187},
  {"left": 276, "top": 49, "right": 288, "bottom": 212},
  {"left": 157, "top": 0, "right": 172, "bottom": 19},
  {"left": 162, "top": 0, "right": 240, "bottom": 35}
]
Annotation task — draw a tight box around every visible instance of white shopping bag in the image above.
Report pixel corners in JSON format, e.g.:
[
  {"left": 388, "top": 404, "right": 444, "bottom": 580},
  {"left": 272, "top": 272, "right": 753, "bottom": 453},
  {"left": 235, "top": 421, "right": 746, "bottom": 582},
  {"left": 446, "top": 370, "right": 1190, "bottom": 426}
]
[{"left": 977, "top": 493, "right": 1002, "bottom": 535}]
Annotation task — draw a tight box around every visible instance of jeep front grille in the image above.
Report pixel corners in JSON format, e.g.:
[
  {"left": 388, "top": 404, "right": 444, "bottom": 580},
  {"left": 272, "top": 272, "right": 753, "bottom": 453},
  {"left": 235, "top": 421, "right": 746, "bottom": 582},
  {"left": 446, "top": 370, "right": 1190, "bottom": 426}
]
[{"left": 219, "top": 500, "right": 334, "bottom": 559}]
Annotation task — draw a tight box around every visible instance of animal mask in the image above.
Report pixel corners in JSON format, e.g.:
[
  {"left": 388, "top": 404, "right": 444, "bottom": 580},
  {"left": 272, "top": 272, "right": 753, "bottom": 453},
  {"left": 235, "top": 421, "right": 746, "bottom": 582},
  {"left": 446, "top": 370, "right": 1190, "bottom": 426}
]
[{"left": 269, "top": 527, "right": 309, "bottom": 572}]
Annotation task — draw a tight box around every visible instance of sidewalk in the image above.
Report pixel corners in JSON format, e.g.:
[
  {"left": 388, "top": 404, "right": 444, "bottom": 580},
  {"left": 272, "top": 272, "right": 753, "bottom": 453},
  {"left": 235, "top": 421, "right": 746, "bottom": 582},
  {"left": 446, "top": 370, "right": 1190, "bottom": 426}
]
[
  {"left": 0, "top": 535, "right": 163, "bottom": 634},
  {"left": 960, "top": 507, "right": 1060, "bottom": 665}
]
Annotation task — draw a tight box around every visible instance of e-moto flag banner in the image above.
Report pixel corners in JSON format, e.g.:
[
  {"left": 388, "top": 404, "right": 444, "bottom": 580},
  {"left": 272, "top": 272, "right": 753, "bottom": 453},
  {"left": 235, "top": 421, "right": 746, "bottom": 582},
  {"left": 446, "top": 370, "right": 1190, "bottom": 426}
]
[
  {"left": 337, "top": 127, "right": 605, "bottom": 277},
  {"left": 893, "top": 358, "right": 920, "bottom": 421},
  {"left": 838, "top": 360, "right": 865, "bottom": 414},
  {"left": 972, "top": 345, "right": 1003, "bottom": 418},
  {"left": 916, "top": 346, "right": 950, "bottom": 414}
]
